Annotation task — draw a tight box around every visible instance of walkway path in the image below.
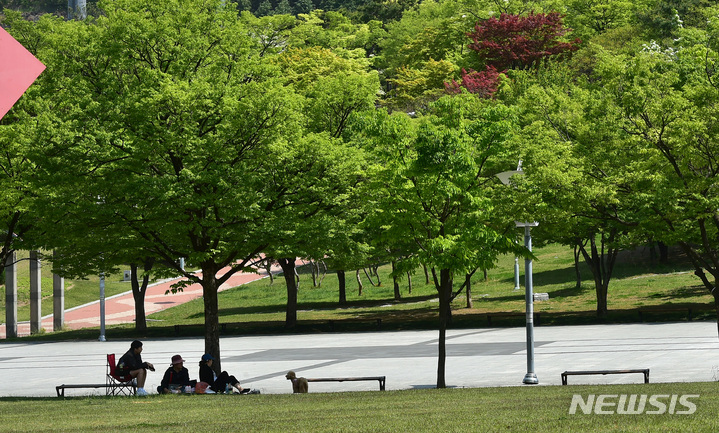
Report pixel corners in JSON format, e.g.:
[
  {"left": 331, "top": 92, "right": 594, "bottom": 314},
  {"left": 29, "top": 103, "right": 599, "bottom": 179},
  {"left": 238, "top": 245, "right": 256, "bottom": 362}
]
[
  {"left": 1, "top": 322, "right": 717, "bottom": 396},
  {"left": 0, "top": 261, "right": 288, "bottom": 339}
]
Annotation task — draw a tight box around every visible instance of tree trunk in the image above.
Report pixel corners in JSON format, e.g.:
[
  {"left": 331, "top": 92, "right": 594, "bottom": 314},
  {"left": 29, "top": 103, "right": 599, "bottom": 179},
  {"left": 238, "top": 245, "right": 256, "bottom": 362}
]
[
  {"left": 130, "top": 258, "right": 155, "bottom": 332},
  {"left": 676, "top": 240, "right": 719, "bottom": 338},
  {"left": 423, "top": 264, "right": 430, "bottom": 284},
  {"left": 337, "top": 269, "right": 346, "bottom": 305},
  {"left": 391, "top": 261, "right": 401, "bottom": 301},
  {"left": 311, "top": 260, "right": 318, "bottom": 287},
  {"left": 263, "top": 259, "right": 274, "bottom": 285},
  {"left": 658, "top": 242, "right": 669, "bottom": 264},
  {"left": 465, "top": 273, "right": 473, "bottom": 309},
  {"left": 278, "top": 258, "right": 298, "bottom": 328},
  {"left": 573, "top": 244, "right": 582, "bottom": 289},
  {"left": 363, "top": 267, "right": 379, "bottom": 287},
  {"left": 579, "top": 234, "right": 618, "bottom": 317},
  {"left": 407, "top": 272, "right": 412, "bottom": 294},
  {"left": 317, "top": 260, "right": 326, "bottom": 287},
  {"left": 201, "top": 262, "right": 222, "bottom": 372},
  {"left": 436, "top": 268, "right": 452, "bottom": 388},
  {"left": 356, "top": 269, "right": 363, "bottom": 295}
]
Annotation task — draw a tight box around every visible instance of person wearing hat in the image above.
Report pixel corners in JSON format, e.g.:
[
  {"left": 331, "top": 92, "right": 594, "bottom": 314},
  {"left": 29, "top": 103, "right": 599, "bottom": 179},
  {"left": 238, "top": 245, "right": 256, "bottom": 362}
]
[
  {"left": 158, "top": 354, "right": 196, "bottom": 394},
  {"left": 198, "top": 353, "right": 251, "bottom": 394},
  {"left": 116, "top": 340, "right": 155, "bottom": 396}
]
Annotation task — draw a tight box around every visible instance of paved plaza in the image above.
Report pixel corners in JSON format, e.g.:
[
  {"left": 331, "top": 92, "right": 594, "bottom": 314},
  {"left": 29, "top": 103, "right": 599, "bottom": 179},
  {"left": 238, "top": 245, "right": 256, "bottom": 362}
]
[{"left": 0, "top": 321, "right": 717, "bottom": 397}]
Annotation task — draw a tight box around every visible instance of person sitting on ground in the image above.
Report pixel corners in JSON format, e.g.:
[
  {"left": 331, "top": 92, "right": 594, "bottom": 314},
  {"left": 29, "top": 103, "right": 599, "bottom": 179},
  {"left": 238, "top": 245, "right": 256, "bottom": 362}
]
[
  {"left": 285, "top": 370, "right": 308, "bottom": 393},
  {"left": 158, "top": 354, "right": 197, "bottom": 394},
  {"left": 199, "top": 353, "right": 251, "bottom": 394},
  {"left": 116, "top": 340, "right": 155, "bottom": 396}
]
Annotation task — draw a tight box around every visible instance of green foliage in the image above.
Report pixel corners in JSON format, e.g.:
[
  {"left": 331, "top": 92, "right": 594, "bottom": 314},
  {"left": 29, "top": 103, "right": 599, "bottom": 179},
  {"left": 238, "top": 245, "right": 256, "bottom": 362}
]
[
  {"left": 273, "top": 0, "right": 293, "bottom": 15},
  {"left": 387, "top": 58, "right": 458, "bottom": 111},
  {"left": 636, "top": 0, "right": 714, "bottom": 41},
  {"left": 355, "top": 94, "right": 521, "bottom": 278},
  {"left": 0, "top": 0, "right": 66, "bottom": 14},
  {"left": 563, "top": 0, "right": 650, "bottom": 41}
]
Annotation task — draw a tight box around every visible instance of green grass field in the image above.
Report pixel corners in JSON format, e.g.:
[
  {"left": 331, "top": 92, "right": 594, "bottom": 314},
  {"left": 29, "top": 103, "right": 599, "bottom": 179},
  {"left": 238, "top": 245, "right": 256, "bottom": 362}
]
[
  {"left": 149, "top": 244, "right": 715, "bottom": 333},
  {"left": 1, "top": 383, "right": 716, "bottom": 432},
  {"left": 3, "top": 243, "right": 715, "bottom": 340}
]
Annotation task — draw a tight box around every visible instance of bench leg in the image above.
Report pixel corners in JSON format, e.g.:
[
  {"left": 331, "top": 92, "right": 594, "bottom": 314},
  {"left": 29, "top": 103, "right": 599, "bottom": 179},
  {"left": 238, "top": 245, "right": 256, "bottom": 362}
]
[{"left": 561, "top": 374, "right": 567, "bottom": 386}]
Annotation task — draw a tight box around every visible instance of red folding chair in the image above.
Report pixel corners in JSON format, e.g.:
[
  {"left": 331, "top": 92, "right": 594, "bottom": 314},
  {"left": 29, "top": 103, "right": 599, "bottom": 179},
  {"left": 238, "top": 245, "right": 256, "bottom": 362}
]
[{"left": 106, "top": 354, "right": 137, "bottom": 396}]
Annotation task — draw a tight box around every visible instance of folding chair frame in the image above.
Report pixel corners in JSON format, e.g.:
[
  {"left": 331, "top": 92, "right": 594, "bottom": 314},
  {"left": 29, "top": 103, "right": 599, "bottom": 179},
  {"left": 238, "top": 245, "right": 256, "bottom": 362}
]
[{"left": 106, "top": 353, "right": 137, "bottom": 396}]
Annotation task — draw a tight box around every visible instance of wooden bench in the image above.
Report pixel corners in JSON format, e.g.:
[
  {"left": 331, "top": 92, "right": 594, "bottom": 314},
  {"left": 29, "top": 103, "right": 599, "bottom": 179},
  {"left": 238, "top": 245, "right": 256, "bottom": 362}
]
[
  {"left": 56, "top": 382, "right": 137, "bottom": 397},
  {"left": 561, "top": 369, "right": 650, "bottom": 385},
  {"left": 306, "top": 376, "right": 386, "bottom": 391},
  {"left": 57, "top": 354, "right": 137, "bottom": 397}
]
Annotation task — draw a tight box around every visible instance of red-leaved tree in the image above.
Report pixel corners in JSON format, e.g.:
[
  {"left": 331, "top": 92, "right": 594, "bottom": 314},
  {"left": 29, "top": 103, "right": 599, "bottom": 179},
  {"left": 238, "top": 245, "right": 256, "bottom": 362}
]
[
  {"left": 445, "top": 66, "right": 501, "bottom": 98},
  {"left": 468, "top": 11, "right": 580, "bottom": 71},
  {"left": 451, "top": 12, "right": 580, "bottom": 97}
]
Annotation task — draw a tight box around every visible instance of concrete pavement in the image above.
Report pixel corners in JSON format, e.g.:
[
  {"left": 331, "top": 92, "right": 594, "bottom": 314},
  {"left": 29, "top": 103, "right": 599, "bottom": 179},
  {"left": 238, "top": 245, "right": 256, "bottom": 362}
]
[{"left": 1, "top": 321, "right": 717, "bottom": 397}]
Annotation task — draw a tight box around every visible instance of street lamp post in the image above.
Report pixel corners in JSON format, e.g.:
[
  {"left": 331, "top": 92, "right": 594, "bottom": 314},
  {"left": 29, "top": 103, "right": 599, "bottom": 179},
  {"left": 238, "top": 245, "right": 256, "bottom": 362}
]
[
  {"left": 496, "top": 162, "right": 539, "bottom": 385},
  {"left": 518, "top": 221, "right": 539, "bottom": 384}
]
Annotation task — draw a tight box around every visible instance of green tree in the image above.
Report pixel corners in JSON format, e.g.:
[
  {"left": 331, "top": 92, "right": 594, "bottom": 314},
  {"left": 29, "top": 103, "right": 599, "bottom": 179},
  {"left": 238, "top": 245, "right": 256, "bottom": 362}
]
[
  {"left": 255, "top": 0, "right": 273, "bottom": 16},
  {"left": 294, "top": 0, "right": 314, "bottom": 14},
  {"left": 351, "top": 94, "right": 521, "bottom": 388},
  {"left": 273, "top": 0, "right": 292, "bottom": 15},
  {"left": 240, "top": 11, "right": 297, "bottom": 57},
  {"left": 387, "top": 58, "right": 458, "bottom": 113},
  {"left": 0, "top": 11, "right": 61, "bottom": 279},
  {"left": 563, "top": 0, "right": 651, "bottom": 41},
  {"left": 26, "top": 0, "right": 349, "bottom": 369},
  {"left": 597, "top": 36, "right": 719, "bottom": 334},
  {"left": 269, "top": 46, "right": 378, "bottom": 325},
  {"left": 515, "top": 64, "right": 643, "bottom": 316},
  {"left": 637, "top": 0, "right": 713, "bottom": 41}
]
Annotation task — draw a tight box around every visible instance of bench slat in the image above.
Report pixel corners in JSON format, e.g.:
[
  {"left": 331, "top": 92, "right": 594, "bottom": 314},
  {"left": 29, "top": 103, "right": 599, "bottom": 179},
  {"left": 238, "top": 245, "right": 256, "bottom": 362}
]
[
  {"left": 56, "top": 383, "right": 136, "bottom": 397},
  {"left": 305, "top": 376, "right": 386, "bottom": 390},
  {"left": 561, "top": 369, "right": 649, "bottom": 385}
]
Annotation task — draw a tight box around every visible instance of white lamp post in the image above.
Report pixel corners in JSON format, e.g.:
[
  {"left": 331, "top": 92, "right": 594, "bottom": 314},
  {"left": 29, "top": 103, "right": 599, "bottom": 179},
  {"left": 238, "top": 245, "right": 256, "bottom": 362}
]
[{"left": 496, "top": 162, "right": 539, "bottom": 385}]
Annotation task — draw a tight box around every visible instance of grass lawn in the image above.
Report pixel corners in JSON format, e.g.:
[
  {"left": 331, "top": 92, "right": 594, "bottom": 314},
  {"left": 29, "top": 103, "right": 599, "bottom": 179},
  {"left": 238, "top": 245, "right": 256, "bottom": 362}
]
[
  {"left": 140, "top": 243, "right": 714, "bottom": 337},
  {"left": 2, "top": 243, "right": 716, "bottom": 341},
  {"left": 1, "top": 383, "right": 716, "bottom": 432}
]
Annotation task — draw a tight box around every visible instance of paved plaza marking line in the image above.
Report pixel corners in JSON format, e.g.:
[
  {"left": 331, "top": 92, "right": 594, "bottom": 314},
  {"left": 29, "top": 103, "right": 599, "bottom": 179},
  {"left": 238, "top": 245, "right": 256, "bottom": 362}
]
[
  {"left": 244, "top": 361, "right": 342, "bottom": 384},
  {"left": 225, "top": 341, "right": 552, "bottom": 362}
]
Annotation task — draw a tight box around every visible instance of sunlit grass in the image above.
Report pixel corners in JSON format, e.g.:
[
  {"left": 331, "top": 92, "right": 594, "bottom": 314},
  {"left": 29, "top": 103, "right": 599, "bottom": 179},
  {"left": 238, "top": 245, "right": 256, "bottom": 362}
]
[{"left": 1, "top": 382, "right": 716, "bottom": 432}]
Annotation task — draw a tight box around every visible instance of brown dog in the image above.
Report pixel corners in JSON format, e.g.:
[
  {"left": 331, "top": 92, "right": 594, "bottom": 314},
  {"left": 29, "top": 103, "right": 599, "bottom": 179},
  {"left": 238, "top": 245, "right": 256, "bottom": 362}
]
[{"left": 285, "top": 370, "right": 308, "bottom": 393}]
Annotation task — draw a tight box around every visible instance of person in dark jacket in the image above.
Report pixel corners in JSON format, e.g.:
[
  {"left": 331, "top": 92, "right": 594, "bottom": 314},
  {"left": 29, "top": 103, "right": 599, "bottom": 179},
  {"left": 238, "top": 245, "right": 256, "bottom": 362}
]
[
  {"left": 198, "top": 353, "right": 250, "bottom": 394},
  {"left": 116, "top": 340, "right": 155, "bottom": 396},
  {"left": 158, "top": 354, "right": 196, "bottom": 394}
]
